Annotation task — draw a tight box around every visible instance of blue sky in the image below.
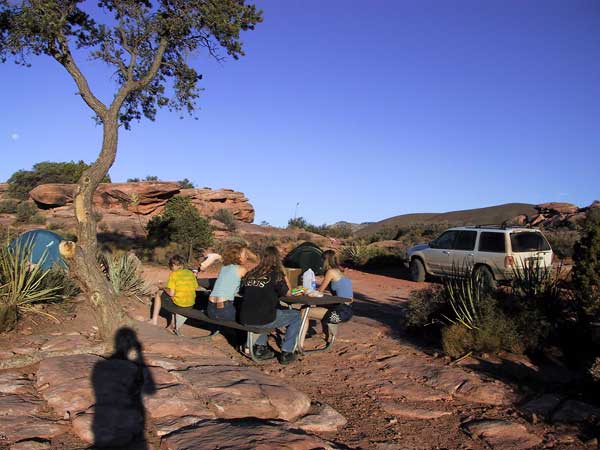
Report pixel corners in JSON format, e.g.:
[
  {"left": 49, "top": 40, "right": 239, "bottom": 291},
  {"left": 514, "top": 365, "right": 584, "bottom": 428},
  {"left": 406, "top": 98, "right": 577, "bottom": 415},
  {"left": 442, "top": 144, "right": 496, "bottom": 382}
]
[{"left": 1, "top": 0, "right": 599, "bottom": 226}]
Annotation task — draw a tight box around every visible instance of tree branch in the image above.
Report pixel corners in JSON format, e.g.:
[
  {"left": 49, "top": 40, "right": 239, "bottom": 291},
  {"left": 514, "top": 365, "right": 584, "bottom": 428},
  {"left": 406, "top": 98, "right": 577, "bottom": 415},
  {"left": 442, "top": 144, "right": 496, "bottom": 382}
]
[{"left": 56, "top": 36, "right": 107, "bottom": 118}]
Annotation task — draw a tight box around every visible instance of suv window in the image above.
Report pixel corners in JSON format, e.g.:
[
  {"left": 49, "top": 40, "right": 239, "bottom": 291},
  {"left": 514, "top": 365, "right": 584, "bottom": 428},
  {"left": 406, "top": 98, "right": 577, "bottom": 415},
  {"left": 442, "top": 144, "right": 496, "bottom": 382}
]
[
  {"left": 432, "top": 231, "right": 458, "bottom": 249},
  {"left": 510, "top": 232, "right": 551, "bottom": 252},
  {"left": 454, "top": 231, "right": 477, "bottom": 251},
  {"left": 478, "top": 232, "right": 505, "bottom": 253}
]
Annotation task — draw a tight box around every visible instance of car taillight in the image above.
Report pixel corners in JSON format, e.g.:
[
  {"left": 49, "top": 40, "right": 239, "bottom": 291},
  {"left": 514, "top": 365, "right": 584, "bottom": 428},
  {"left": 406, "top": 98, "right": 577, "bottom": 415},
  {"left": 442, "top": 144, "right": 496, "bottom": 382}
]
[{"left": 504, "top": 256, "right": 514, "bottom": 268}]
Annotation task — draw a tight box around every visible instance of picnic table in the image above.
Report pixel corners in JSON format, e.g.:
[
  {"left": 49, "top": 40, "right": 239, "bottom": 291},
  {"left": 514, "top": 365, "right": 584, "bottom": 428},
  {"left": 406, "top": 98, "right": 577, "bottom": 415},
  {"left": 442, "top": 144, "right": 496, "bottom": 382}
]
[{"left": 280, "top": 294, "right": 348, "bottom": 354}]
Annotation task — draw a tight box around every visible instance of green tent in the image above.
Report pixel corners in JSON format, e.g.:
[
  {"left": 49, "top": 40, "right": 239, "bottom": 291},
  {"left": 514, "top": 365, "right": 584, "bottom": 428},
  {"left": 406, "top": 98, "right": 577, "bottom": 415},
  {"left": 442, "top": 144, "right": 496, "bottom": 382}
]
[{"left": 284, "top": 242, "right": 323, "bottom": 276}]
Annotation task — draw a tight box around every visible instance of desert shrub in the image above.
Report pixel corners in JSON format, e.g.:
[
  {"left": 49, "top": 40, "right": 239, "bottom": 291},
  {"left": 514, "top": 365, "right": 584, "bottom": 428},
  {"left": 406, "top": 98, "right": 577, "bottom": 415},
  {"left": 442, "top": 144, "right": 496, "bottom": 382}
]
[
  {"left": 405, "top": 287, "right": 447, "bottom": 328},
  {"left": 127, "top": 177, "right": 140, "bottom": 182},
  {"left": 15, "top": 202, "right": 44, "bottom": 224},
  {"left": 213, "top": 208, "right": 237, "bottom": 232},
  {"left": 99, "top": 252, "right": 151, "bottom": 300},
  {"left": 572, "top": 209, "right": 600, "bottom": 320},
  {"left": 545, "top": 230, "right": 579, "bottom": 259},
  {"left": 327, "top": 223, "right": 353, "bottom": 239},
  {"left": 39, "top": 268, "right": 81, "bottom": 300},
  {"left": 244, "top": 233, "right": 278, "bottom": 255},
  {"left": 366, "top": 226, "right": 398, "bottom": 243},
  {"left": 0, "top": 242, "right": 64, "bottom": 331},
  {"left": 340, "top": 244, "right": 380, "bottom": 266},
  {"left": 147, "top": 196, "right": 212, "bottom": 262},
  {"left": 178, "top": 178, "right": 194, "bottom": 189},
  {"left": 288, "top": 216, "right": 308, "bottom": 229},
  {"left": 8, "top": 160, "right": 110, "bottom": 200},
  {"left": 297, "top": 232, "right": 313, "bottom": 241},
  {"left": 0, "top": 200, "right": 18, "bottom": 214}
]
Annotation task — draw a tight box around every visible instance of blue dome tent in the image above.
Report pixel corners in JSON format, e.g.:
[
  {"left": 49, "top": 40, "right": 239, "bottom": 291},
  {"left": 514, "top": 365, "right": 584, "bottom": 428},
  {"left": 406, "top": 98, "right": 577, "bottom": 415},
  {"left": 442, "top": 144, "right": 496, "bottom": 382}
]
[{"left": 9, "top": 230, "right": 68, "bottom": 270}]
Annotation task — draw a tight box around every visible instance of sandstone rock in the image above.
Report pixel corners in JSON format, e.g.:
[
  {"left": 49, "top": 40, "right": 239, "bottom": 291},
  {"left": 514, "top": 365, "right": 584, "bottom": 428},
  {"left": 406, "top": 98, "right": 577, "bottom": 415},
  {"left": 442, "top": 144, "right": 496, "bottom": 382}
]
[
  {"left": 380, "top": 353, "right": 519, "bottom": 406},
  {"left": 522, "top": 394, "right": 563, "bottom": 419},
  {"left": 552, "top": 399, "right": 600, "bottom": 423},
  {"left": 464, "top": 419, "right": 542, "bottom": 449},
  {"left": 537, "top": 202, "right": 579, "bottom": 215},
  {"left": 144, "top": 353, "right": 236, "bottom": 371},
  {"left": 39, "top": 333, "right": 91, "bottom": 353},
  {"left": 381, "top": 401, "right": 451, "bottom": 420},
  {"left": 154, "top": 415, "right": 208, "bottom": 437},
  {"left": 71, "top": 405, "right": 144, "bottom": 447},
  {"left": 567, "top": 212, "right": 587, "bottom": 226},
  {"left": 589, "top": 200, "right": 600, "bottom": 210},
  {"left": 178, "top": 365, "right": 311, "bottom": 421},
  {"left": 29, "top": 184, "right": 75, "bottom": 207},
  {"left": 0, "top": 394, "right": 44, "bottom": 416},
  {"left": 0, "top": 372, "right": 34, "bottom": 395},
  {"left": 0, "top": 182, "right": 9, "bottom": 197},
  {"left": 143, "top": 384, "right": 214, "bottom": 419},
  {"left": 0, "top": 415, "right": 68, "bottom": 443},
  {"left": 162, "top": 419, "right": 332, "bottom": 450},
  {"left": 508, "top": 214, "right": 528, "bottom": 226},
  {"left": 529, "top": 214, "right": 546, "bottom": 227},
  {"left": 179, "top": 188, "right": 255, "bottom": 222},
  {"left": 36, "top": 354, "right": 99, "bottom": 388},
  {"left": 10, "top": 440, "right": 51, "bottom": 450},
  {"left": 293, "top": 404, "right": 347, "bottom": 433}
]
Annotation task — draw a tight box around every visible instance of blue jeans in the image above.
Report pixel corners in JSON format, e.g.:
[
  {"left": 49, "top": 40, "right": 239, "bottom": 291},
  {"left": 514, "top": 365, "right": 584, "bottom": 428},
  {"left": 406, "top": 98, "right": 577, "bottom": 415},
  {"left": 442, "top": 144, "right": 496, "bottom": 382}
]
[
  {"left": 255, "top": 309, "right": 301, "bottom": 353},
  {"left": 206, "top": 301, "right": 236, "bottom": 321}
]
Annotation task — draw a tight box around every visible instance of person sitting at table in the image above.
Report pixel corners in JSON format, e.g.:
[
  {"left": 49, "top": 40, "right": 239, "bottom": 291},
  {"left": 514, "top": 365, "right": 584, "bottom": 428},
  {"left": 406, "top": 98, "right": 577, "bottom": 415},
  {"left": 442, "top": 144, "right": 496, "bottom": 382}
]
[
  {"left": 149, "top": 254, "right": 198, "bottom": 334},
  {"left": 299, "top": 249, "right": 353, "bottom": 348},
  {"left": 207, "top": 241, "right": 248, "bottom": 321},
  {"left": 239, "top": 246, "right": 301, "bottom": 364}
]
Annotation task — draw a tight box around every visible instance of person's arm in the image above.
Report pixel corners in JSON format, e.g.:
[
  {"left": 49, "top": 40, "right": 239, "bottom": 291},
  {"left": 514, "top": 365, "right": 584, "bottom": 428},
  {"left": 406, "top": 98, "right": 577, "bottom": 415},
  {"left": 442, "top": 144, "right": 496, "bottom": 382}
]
[
  {"left": 238, "top": 266, "right": 248, "bottom": 278},
  {"left": 318, "top": 270, "right": 334, "bottom": 293},
  {"left": 165, "top": 273, "right": 176, "bottom": 297},
  {"left": 199, "top": 253, "right": 221, "bottom": 272}
]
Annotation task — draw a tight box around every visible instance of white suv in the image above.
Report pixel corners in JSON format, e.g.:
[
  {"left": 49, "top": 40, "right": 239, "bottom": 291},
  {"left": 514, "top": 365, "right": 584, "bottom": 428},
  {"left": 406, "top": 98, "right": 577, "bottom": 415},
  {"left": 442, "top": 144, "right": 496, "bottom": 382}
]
[{"left": 405, "top": 226, "right": 553, "bottom": 286}]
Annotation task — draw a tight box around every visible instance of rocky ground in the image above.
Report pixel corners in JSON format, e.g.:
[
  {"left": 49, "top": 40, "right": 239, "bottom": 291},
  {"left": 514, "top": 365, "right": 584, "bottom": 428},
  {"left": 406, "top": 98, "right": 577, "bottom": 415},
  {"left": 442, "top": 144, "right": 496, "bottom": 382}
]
[{"left": 0, "top": 266, "right": 599, "bottom": 450}]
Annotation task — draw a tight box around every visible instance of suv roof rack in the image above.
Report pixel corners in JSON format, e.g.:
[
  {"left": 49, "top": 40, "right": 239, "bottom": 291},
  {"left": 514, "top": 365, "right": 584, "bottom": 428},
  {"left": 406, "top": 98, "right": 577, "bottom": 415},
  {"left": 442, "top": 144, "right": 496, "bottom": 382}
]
[{"left": 461, "top": 224, "right": 533, "bottom": 230}]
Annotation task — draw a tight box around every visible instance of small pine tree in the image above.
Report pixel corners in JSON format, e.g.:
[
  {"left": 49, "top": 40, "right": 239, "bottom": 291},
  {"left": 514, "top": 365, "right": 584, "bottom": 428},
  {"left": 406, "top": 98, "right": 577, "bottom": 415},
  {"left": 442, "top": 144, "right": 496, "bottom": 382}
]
[
  {"left": 178, "top": 178, "right": 195, "bottom": 189},
  {"left": 147, "top": 197, "right": 212, "bottom": 262},
  {"left": 572, "top": 208, "right": 600, "bottom": 319}
]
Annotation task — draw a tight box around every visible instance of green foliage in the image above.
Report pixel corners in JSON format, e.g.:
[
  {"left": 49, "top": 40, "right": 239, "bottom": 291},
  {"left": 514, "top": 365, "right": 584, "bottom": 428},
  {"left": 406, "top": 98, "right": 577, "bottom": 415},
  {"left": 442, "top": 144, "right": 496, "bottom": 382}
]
[
  {"left": 147, "top": 196, "right": 212, "bottom": 261},
  {"left": 0, "top": 1, "right": 262, "bottom": 129},
  {"left": 243, "top": 233, "right": 278, "bottom": 256},
  {"left": 99, "top": 252, "right": 151, "bottom": 301},
  {"left": 213, "top": 208, "right": 237, "bottom": 232},
  {"left": 126, "top": 178, "right": 141, "bottom": 182},
  {"left": 144, "top": 175, "right": 159, "bottom": 181},
  {"left": 405, "top": 287, "right": 447, "bottom": 328},
  {"left": 39, "top": 267, "right": 81, "bottom": 300},
  {"left": 7, "top": 161, "right": 110, "bottom": 200},
  {"left": 15, "top": 202, "right": 44, "bottom": 224},
  {"left": 572, "top": 209, "right": 600, "bottom": 319},
  {"left": 178, "top": 178, "right": 194, "bottom": 189},
  {"left": 288, "top": 216, "right": 308, "bottom": 229},
  {"left": 545, "top": 230, "right": 580, "bottom": 259},
  {"left": 0, "top": 241, "right": 64, "bottom": 331},
  {"left": 0, "top": 200, "right": 18, "bottom": 214},
  {"left": 340, "top": 244, "right": 380, "bottom": 266}
]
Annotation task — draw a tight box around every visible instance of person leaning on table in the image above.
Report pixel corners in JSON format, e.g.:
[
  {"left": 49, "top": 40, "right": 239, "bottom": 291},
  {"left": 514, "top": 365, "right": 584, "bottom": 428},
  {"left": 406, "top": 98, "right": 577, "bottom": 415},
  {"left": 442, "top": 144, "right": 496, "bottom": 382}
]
[{"left": 298, "top": 249, "right": 353, "bottom": 349}]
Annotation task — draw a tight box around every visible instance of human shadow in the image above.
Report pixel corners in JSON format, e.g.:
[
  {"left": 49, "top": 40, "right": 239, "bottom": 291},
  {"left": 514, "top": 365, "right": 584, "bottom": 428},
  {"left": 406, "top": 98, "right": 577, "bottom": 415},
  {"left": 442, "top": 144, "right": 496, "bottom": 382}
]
[{"left": 91, "top": 327, "right": 156, "bottom": 449}]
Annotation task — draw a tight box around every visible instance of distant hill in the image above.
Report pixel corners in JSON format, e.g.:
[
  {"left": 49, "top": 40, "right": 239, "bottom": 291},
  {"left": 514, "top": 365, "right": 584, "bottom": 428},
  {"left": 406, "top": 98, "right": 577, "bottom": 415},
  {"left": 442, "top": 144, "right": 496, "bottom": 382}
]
[{"left": 357, "top": 203, "right": 539, "bottom": 237}]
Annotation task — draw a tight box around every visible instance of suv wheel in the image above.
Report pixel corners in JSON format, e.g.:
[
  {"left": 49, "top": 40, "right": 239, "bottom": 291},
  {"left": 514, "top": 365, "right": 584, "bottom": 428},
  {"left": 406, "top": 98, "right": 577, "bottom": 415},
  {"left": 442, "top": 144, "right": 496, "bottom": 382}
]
[
  {"left": 409, "top": 258, "right": 426, "bottom": 282},
  {"left": 474, "top": 265, "right": 497, "bottom": 291}
]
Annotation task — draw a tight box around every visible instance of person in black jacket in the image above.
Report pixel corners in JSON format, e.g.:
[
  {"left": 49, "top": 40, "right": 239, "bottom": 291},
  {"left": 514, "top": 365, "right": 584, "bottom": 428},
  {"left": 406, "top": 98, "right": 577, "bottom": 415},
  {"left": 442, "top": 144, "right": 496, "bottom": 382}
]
[{"left": 240, "top": 246, "right": 301, "bottom": 364}]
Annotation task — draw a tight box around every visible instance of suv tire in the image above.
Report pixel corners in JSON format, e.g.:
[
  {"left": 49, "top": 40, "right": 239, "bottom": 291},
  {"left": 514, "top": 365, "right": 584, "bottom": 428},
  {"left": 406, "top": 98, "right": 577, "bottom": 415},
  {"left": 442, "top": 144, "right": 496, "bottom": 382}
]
[
  {"left": 409, "top": 258, "right": 426, "bottom": 282},
  {"left": 474, "top": 265, "right": 497, "bottom": 291}
]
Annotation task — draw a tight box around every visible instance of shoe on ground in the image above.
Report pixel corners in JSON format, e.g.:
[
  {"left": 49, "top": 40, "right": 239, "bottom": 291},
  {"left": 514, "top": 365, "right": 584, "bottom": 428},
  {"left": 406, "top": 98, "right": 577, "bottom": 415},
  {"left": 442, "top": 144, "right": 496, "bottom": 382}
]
[
  {"left": 253, "top": 345, "right": 275, "bottom": 360},
  {"left": 279, "top": 351, "right": 297, "bottom": 365}
]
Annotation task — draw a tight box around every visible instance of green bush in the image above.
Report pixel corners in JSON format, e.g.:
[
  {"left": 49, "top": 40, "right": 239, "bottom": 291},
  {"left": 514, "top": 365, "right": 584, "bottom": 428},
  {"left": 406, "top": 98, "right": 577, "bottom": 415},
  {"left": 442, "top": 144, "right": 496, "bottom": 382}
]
[
  {"left": 405, "top": 287, "right": 447, "bottom": 328},
  {"left": 0, "top": 200, "right": 18, "bottom": 214},
  {"left": 100, "top": 252, "right": 151, "bottom": 300},
  {"left": 8, "top": 160, "right": 110, "bottom": 200},
  {"left": 147, "top": 196, "right": 213, "bottom": 262},
  {"left": 0, "top": 242, "right": 65, "bottom": 331},
  {"left": 213, "top": 208, "right": 237, "bottom": 232},
  {"left": 15, "top": 202, "right": 44, "bottom": 224},
  {"left": 572, "top": 209, "right": 600, "bottom": 320},
  {"left": 178, "top": 178, "right": 194, "bottom": 189},
  {"left": 545, "top": 230, "right": 580, "bottom": 259},
  {"left": 340, "top": 244, "right": 380, "bottom": 266}
]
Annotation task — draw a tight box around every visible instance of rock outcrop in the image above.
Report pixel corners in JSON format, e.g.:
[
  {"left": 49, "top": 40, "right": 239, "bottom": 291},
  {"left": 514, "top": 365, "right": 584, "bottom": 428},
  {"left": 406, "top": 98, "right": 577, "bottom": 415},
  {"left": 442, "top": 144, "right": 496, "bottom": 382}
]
[
  {"left": 507, "top": 201, "right": 598, "bottom": 229},
  {"left": 25, "top": 181, "right": 254, "bottom": 236}
]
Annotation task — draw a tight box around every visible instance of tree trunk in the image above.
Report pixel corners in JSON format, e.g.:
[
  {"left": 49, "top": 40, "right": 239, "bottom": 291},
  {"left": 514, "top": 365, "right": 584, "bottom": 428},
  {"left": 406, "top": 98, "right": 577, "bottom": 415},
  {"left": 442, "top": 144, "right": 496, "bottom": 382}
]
[{"left": 72, "top": 117, "right": 130, "bottom": 340}]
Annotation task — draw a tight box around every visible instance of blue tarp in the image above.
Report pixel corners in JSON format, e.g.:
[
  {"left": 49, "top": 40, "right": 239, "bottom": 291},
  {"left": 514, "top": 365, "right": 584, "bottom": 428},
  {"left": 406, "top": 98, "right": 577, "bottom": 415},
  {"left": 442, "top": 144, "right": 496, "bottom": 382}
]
[{"left": 9, "top": 229, "right": 67, "bottom": 270}]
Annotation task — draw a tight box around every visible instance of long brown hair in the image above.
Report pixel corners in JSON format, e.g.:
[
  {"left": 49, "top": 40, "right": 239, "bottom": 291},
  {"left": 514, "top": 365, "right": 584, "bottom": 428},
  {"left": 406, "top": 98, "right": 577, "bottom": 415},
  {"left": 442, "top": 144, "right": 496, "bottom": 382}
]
[
  {"left": 245, "top": 246, "right": 285, "bottom": 281},
  {"left": 321, "top": 249, "right": 343, "bottom": 272},
  {"left": 222, "top": 241, "right": 247, "bottom": 266}
]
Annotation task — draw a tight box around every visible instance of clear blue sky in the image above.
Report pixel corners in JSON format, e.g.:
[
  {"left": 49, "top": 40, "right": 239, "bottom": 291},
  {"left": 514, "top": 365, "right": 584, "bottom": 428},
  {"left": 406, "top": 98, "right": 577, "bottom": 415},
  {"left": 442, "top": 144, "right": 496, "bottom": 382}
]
[{"left": 1, "top": 0, "right": 598, "bottom": 226}]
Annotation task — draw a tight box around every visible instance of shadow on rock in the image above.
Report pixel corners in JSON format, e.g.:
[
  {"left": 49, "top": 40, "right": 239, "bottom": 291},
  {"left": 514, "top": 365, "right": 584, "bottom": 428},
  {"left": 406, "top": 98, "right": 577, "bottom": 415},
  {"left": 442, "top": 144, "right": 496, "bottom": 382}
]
[{"left": 91, "top": 327, "right": 156, "bottom": 448}]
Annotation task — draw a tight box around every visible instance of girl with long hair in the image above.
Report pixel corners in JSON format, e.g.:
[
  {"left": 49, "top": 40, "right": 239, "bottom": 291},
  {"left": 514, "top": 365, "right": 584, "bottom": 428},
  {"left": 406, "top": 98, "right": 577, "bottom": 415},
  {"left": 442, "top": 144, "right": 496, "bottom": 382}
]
[
  {"left": 207, "top": 241, "right": 248, "bottom": 321},
  {"left": 240, "top": 246, "right": 301, "bottom": 364}
]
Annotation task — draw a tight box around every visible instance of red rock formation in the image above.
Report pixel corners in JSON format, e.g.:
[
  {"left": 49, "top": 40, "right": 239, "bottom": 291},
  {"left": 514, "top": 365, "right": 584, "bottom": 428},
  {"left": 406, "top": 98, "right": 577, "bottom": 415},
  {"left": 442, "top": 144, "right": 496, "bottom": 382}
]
[
  {"left": 178, "top": 188, "right": 255, "bottom": 222},
  {"left": 536, "top": 202, "right": 579, "bottom": 215}
]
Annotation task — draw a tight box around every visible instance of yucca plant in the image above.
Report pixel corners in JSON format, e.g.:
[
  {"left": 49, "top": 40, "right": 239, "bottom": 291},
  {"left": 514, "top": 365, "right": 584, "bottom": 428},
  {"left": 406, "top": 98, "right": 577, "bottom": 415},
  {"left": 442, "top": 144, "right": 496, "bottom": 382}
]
[
  {"left": 443, "top": 272, "right": 484, "bottom": 330},
  {"left": 0, "top": 241, "right": 63, "bottom": 331},
  {"left": 101, "top": 252, "right": 151, "bottom": 301},
  {"left": 511, "top": 257, "right": 563, "bottom": 299}
]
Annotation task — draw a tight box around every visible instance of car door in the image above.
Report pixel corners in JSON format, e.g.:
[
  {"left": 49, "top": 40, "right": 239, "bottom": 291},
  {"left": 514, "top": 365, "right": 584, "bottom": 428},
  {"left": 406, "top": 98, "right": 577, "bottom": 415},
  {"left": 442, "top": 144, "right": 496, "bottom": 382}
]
[
  {"left": 450, "top": 230, "right": 478, "bottom": 273},
  {"left": 423, "top": 230, "right": 458, "bottom": 274}
]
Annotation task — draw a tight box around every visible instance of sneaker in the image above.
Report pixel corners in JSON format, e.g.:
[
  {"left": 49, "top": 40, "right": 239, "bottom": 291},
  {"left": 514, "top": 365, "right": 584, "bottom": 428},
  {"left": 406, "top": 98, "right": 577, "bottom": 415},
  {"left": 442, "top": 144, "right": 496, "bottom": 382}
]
[
  {"left": 253, "top": 345, "right": 275, "bottom": 360},
  {"left": 278, "top": 351, "right": 297, "bottom": 365}
]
